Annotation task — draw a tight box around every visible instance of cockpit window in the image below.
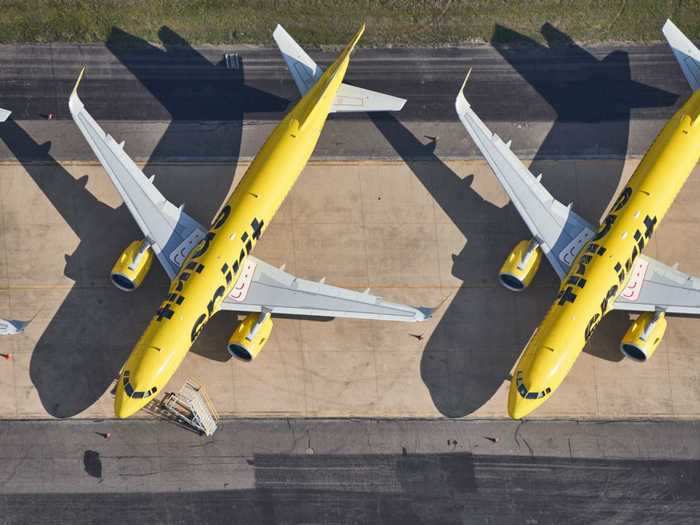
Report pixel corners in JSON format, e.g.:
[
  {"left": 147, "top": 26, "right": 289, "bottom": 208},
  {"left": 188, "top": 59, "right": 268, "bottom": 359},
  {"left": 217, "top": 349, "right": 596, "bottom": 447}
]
[
  {"left": 515, "top": 372, "right": 552, "bottom": 400},
  {"left": 121, "top": 371, "right": 157, "bottom": 399}
]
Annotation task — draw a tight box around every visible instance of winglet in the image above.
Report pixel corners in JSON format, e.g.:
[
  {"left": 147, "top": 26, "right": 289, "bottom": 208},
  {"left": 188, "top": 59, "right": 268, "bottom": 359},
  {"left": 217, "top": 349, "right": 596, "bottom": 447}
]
[
  {"left": 68, "top": 67, "right": 86, "bottom": 115},
  {"left": 455, "top": 67, "right": 472, "bottom": 114},
  {"left": 416, "top": 306, "right": 433, "bottom": 321},
  {"left": 460, "top": 67, "right": 472, "bottom": 95},
  {"left": 72, "top": 67, "right": 85, "bottom": 98},
  {"left": 415, "top": 294, "right": 452, "bottom": 321}
]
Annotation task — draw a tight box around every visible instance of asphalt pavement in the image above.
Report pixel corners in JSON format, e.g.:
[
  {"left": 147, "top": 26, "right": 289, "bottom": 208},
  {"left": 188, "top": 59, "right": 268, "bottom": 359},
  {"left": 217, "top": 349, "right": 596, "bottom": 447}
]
[
  {"left": 1, "top": 419, "right": 699, "bottom": 524},
  {"left": 0, "top": 23, "right": 690, "bottom": 162}
]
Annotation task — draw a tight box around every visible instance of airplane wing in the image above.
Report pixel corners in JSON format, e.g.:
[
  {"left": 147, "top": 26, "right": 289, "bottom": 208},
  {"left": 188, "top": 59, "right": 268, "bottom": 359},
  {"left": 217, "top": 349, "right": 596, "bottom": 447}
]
[
  {"left": 272, "top": 24, "right": 406, "bottom": 113},
  {"left": 613, "top": 255, "right": 700, "bottom": 315},
  {"left": 69, "top": 69, "right": 207, "bottom": 279},
  {"left": 455, "top": 73, "right": 595, "bottom": 279},
  {"left": 221, "top": 256, "right": 430, "bottom": 321},
  {"left": 456, "top": 72, "right": 700, "bottom": 316},
  {"left": 70, "top": 70, "right": 429, "bottom": 322}
]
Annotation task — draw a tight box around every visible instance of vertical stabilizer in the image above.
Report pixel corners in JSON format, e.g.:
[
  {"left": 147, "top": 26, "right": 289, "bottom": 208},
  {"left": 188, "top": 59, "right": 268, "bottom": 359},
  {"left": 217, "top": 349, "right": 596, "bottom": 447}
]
[
  {"left": 663, "top": 19, "right": 700, "bottom": 91},
  {"left": 273, "top": 24, "right": 323, "bottom": 96}
]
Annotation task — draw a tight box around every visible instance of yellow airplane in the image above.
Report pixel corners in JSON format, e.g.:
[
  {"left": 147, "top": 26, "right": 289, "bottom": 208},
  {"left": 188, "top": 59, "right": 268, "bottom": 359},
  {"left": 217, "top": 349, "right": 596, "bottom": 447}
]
[
  {"left": 456, "top": 19, "right": 700, "bottom": 419},
  {"left": 70, "top": 24, "right": 430, "bottom": 418}
]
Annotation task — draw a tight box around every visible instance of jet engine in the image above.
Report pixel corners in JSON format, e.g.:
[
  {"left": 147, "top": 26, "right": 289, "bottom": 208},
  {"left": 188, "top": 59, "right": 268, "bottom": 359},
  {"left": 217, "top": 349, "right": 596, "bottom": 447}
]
[
  {"left": 620, "top": 311, "right": 667, "bottom": 362},
  {"left": 227, "top": 311, "right": 273, "bottom": 361},
  {"left": 498, "top": 240, "right": 542, "bottom": 291},
  {"left": 111, "top": 240, "right": 154, "bottom": 291}
]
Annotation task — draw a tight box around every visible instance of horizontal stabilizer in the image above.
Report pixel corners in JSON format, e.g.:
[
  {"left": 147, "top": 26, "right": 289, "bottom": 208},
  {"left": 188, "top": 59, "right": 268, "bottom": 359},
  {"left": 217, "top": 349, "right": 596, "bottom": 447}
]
[
  {"left": 663, "top": 19, "right": 700, "bottom": 91},
  {"left": 273, "top": 24, "right": 405, "bottom": 112},
  {"left": 0, "top": 108, "right": 11, "bottom": 122},
  {"left": 332, "top": 83, "right": 405, "bottom": 112}
]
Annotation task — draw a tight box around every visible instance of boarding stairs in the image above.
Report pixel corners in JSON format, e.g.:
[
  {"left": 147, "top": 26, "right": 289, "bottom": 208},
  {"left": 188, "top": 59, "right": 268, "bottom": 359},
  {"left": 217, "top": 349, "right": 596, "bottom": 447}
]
[{"left": 161, "top": 379, "right": 220, "bottom": 436}]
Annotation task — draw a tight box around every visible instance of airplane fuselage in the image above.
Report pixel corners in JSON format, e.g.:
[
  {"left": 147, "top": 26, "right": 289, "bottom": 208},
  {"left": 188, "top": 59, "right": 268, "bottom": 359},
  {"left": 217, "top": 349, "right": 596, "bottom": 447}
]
[
  {"left": 114, "top": 39, "right": 355, "bottom": 418},
  {"left": 509, "top": 89, "right": 700, "bottom": 418}
]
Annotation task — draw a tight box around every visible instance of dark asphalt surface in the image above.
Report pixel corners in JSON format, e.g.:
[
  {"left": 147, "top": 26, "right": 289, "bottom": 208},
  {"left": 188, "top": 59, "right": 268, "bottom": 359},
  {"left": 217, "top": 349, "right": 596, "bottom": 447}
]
[
  {"left": 0, "top": 24, "right": 688, "bottom": 123},
  {"left": 1, "top": 419, "right": 699, "bottom": 524},
  {"left": 5, "top": 455, "right": 699, "bottom": 524},
  {"left": 0, "top": 23, "right": 691, "bottom": 161}
]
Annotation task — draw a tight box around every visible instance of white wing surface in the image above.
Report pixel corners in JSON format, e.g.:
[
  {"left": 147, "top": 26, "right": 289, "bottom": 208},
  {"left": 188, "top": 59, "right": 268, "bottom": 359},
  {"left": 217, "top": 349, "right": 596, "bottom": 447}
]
[
  {"left": 69, "top": 69, "right": 206, "bottom": 279},
  {"left": 455, "top": 74, "right": 595, "bottom": 279},
  {"left": 613, "top": 255, "right": 700, "bottom": 315},
  {"left": 70, "top": 70, "right": 429, "bottom": 322},
  {"left": 221, "top": 256, "right": 431, "bottom": 322},
  {"left": 457, "top": 71, "right": 700, "bottom": 315}
]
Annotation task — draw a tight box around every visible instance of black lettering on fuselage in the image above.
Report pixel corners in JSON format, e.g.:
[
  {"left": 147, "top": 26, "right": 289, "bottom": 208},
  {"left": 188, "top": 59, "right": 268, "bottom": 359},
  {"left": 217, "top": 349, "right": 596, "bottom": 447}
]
[
  {"left": 187, "top": 216, "right": 265, "bottom": 342},
  {"left": 154, "top": 205, "right": 232, "bottom": 325}
]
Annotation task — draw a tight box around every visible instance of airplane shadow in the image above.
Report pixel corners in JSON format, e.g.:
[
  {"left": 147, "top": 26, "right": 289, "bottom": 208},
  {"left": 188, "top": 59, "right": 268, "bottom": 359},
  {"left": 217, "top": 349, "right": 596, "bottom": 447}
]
[
  {"left": 371, "top": 23, "right": 677, "bottom": 417},
  {"left": 4, "top": 27, "right": 287, "bottom": 417}
]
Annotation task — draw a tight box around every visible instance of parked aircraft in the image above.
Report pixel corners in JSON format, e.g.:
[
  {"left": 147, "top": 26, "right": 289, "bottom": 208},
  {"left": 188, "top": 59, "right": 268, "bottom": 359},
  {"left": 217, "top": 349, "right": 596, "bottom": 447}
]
[
  {"left": 70, "top": 24, "right": 430, "bottom": 418},
  {"left": 456, "top": 19, "right": 700, "bottom": 419}
]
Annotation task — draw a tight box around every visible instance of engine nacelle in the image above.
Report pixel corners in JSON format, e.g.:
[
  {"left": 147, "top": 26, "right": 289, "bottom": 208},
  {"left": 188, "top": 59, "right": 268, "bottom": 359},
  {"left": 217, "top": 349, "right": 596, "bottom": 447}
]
[
  {"left": 111, "top": 240, "right": 154, "bottom": 291},
  {"left": 620, "top": 311, "right": 667, "bottom": 362},
  {"left": 227, "top": 312, "right": 273, "bottom": 361},
  {"left": 499, "top": 240, "right": 542, "bottom": 292}
]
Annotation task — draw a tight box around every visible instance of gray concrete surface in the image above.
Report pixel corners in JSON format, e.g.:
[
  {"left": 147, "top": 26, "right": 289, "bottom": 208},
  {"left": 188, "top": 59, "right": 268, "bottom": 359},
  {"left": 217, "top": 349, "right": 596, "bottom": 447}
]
[
  {"left": 1, "top": 158, "right": 699, "bottom": 421},
  {"left": 1, "top": 419, "right": 699, "bottom": 523}
]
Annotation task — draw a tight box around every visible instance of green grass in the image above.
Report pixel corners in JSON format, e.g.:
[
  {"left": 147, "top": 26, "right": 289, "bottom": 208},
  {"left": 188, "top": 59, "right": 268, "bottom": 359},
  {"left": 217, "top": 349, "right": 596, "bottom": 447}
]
[{"left": 1, "top": 0, "right": 699, "bottom": 46}]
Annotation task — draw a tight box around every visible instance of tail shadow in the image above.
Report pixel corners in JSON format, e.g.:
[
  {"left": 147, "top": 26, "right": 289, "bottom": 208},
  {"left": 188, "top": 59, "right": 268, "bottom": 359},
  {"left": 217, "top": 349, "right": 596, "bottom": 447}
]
[
  {"left": 371, "top": 23, "right": 677, "bottom": 417},
  {"left": 11, "top": 27, "right": 286, "bottom": 417}
]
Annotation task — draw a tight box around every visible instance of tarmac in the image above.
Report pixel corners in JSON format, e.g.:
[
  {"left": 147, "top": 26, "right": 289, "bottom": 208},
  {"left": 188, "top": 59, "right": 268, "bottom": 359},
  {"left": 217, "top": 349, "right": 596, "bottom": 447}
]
[
  {"left": 0, "top": 156, "right": 699, "bottom": 420},
  {"left": 1, "top": 419, "right": 699, "bottom": 523},
  {"left": 0, "top": 27, "right": 696, "bottom": 421}
]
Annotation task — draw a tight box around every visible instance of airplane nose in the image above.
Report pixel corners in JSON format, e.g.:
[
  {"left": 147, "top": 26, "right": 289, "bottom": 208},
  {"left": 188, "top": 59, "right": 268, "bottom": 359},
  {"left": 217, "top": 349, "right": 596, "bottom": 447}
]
[
  {"left": 508, "top": 400, "right": 528, "bottom": 420},
  {"left": 114, "top": 394, "right": 141, "bottom": 419},
  {"left": 114, "top": 380, "right": 143, "bottom": 419},
  {"left": 507, "top": 381, "right": 533, "bottom": 420}
]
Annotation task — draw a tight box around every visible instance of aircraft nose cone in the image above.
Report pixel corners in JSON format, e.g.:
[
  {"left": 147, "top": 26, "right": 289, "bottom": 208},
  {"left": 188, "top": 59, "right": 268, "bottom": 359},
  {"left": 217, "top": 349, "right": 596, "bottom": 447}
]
[
  {"left": 507, "top": 380, "right": 533, "bottom": 420},
  {"left": 507, "top": 400, "right": 528, "bottom": 420},
  {"left": 114, "top": 393, "right": 143, "bottom": 419},
  {"left": 114, "top": 389, "right": 136, "bottom": 419},
  {"left": 114, "top": 373, "right": 147, "bottom": 419}
]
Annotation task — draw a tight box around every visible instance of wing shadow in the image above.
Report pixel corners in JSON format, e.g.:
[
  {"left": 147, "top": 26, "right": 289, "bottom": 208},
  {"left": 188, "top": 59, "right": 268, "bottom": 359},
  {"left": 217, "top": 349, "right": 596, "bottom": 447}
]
[
  {"left": 9, "top": 27, "right": 286, "bottom": 417},
  {"left": 371, "top": 23, "right": 677, "bottom": 417}
]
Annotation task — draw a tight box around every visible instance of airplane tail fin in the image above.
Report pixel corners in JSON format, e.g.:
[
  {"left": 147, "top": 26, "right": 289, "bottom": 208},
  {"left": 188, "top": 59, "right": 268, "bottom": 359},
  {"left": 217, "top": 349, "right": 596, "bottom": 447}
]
[
  {"left": 273, "top": 24, "right": 405, "bottom": 113},
  {"left": 663, "top": 19, "right": 700, "bottom": 91}
]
